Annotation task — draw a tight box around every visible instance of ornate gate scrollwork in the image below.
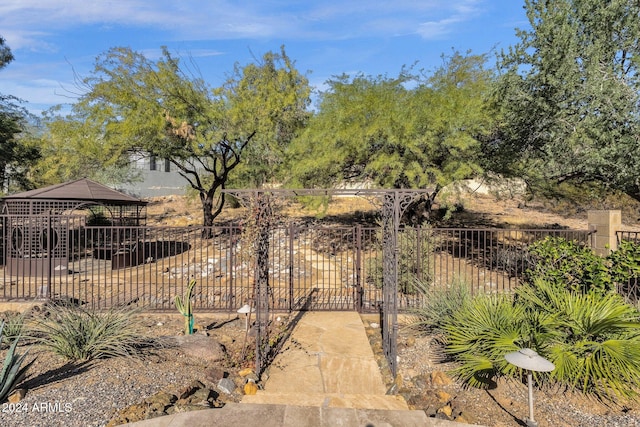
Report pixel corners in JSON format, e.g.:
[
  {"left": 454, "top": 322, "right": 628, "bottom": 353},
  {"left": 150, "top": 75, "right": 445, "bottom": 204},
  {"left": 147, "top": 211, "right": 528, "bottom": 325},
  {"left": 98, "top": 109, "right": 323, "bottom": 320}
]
[
  {"left": 381, "top": 190, "right": 428, "bottom": 379},
  {"left": 223, "top": 188, "right": 433, "bottom": 379}
]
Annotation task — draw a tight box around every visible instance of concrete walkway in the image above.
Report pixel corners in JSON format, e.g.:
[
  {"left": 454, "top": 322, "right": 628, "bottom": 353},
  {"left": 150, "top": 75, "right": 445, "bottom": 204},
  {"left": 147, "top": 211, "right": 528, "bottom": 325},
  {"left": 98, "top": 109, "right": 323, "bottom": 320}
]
[
  {"left": 242, "top": 311, "right": 407, "bottom": 409},
  {"left": 127, "top": 311, "right": 478, "bottom": 426}
]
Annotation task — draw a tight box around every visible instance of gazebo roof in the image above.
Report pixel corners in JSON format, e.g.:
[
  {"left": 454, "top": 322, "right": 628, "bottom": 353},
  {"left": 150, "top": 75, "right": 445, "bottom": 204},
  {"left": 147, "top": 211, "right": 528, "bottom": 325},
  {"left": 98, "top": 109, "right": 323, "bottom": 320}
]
[{"left": 2, "top": 178, "right": 147, "bottom": 206}]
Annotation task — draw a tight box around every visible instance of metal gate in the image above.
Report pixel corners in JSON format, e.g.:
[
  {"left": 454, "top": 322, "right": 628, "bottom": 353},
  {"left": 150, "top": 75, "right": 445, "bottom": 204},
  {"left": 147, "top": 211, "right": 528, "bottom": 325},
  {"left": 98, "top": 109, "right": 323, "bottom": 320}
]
[{"left": 265, "top": 224, "right": 382, "bottom": 312}]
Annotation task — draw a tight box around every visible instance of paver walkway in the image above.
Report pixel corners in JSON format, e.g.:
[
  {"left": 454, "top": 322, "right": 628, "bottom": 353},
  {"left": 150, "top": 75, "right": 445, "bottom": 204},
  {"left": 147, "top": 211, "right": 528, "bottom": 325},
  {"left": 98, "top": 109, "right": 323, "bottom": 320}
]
[
  {"left": 127, "top": 311, "right": 480, "bottom": 426},
  {"left": 242, "top": 311, "right": 407, "bottom": 409}
]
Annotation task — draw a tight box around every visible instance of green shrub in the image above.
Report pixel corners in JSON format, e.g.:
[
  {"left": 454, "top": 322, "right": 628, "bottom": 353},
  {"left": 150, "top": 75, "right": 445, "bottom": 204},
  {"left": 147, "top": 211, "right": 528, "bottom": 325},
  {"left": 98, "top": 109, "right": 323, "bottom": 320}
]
[
  {"left": 607, "top": 240, "right": 640, "bottom": 300},
  {"left": 29, "top": 303, "right": 147, "bottom": 361},
  {"left": 443, "top": 278, "right": 640, "bottom": 403},
  {"left": 0, "top": 321, "right": 35, "bottom": 403},
  {"left": 366, "top": 226, "right": 435, "bottom": 295},
  {"left": 442, "top": 293, "right": 534, "bottom": 388},
  {"left": 524, "top": 236, "right": 612, "bottom": 295},
  {"left": 516, "top": 279, "right": 640, "bottom": 402},
  {"left": 408, "top": 278, "right": 472, "bottom": 332}
]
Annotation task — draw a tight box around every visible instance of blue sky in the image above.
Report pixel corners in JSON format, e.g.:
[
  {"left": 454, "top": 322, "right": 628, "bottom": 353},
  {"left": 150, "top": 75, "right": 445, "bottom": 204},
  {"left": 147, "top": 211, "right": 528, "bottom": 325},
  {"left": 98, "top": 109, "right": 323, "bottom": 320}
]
[{"left": 0, "top": 1, "right": 529, "bottom": 115}]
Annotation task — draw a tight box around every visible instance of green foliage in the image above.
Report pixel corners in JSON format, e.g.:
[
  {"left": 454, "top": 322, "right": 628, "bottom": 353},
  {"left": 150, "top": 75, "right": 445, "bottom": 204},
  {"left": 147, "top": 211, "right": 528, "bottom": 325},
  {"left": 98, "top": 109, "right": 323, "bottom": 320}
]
[
  {"left": 217, "top": 46, "right": 311, "bottom": 187},
  {"left": 409, "top": 278, "right": 472, "bottom": 332},
  {"left": 442, "top": 293, "right": 529, "bottom": 388},
  {"left": 287, "top": 51, "right": 495, "bottom": 214},
  {"left": 0, "top": 97, "right": 40, "bottom": 193},
  {"left": 54, "top": 46, "right": 247, "bottom": 227},
  {"left": 29, "top": 303, "right": 146, "bottom": 361},
  {"left": 0, "top": 312, "right": 24, "bottom": 348},
  {"left": 34, "top": 109, "right": 139, "bottom": 188},
  {"left": 524, "top": 236, "right": 612, "bottom": 295},
  {"left": 175, "top": 279, "right": 196, "bottom": 335},
  {"left": 443, "top": 277, "right": 640, "bottom": 402},
  {"left": 516, "top": 279, "right": 640, "bottom": 402},
  {"left": 0, "top": 36, "right": 14, "bottom": 69},
  {"left": 0, "top": 36, "right": 40, "bottom": 193},
  {"left": 42, "top": 46, "right": 309, "bottom": 226},
  {"left": 0, "top": 321, "right": 34, "bottom": 403},
  {"left": 607, "top": 240, "right": 640, "bottom": 298},
  {"left": 366, "top": 227, "right": 434, "bottom": 295},
  {"left": 494, "top": 0, "right": 640, "bottom": 201}
]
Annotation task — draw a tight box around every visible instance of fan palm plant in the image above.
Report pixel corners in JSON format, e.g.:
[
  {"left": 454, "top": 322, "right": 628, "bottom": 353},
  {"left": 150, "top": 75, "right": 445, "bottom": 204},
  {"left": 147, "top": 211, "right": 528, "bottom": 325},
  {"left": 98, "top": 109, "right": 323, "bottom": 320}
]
[
  {"left": 442, "top": 293, "right": 534, "bottom": 388},
  {"left": 443, "top": 277, "right": 640, "bottom": 403},
  {"left": 517, "top": 279, "right": 640, "bottom": 402}
]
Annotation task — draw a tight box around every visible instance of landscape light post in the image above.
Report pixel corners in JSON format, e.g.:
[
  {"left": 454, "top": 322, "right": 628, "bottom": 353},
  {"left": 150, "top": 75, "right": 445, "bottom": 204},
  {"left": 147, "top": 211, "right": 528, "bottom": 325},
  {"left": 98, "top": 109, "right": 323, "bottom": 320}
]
[
  {"left": 237, "top": 304, "right": 253, "bottom": 331},
  {"left": 504, "top": 348, "right": 555, "bottom": 427}
]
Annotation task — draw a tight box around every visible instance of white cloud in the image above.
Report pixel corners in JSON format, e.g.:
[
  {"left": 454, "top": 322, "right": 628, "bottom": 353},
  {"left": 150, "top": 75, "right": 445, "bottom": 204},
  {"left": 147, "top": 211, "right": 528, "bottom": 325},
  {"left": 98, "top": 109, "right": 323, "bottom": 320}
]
[
  {"left": 418, "top": 17, "right": 463, "bottom": 39},
  {"left": 0, "top": 0, "right": 488, "bottom": 51},
  {"left": 3, "top": 78, "right": 75, "bottom": 106},
  {"left": 416, "top": 0, "right": 484, "bottom": 40}
]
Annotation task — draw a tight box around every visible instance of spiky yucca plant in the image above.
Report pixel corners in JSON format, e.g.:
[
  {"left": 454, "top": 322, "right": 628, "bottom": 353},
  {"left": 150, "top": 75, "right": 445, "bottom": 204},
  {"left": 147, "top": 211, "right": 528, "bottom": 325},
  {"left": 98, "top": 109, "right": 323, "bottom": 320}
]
[
  {"left": 408, "top": 278, "right": 472, "bottom": 332},
  {"left": 29, "top": 303, "right": 146, "bottom": 361},
  {"left": 0, "top": 321, "right": 35, "bottom": 403}
]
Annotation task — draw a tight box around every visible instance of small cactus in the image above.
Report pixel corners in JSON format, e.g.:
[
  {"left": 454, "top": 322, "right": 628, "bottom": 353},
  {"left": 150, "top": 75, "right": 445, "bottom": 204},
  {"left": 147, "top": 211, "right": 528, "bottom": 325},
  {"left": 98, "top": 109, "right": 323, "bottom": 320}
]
[
  {"left": 0, "top": 321, "right": 35, "bottom": 403},
  {"left": 175, "top": 279, "right": 197, "bottom": 335}
]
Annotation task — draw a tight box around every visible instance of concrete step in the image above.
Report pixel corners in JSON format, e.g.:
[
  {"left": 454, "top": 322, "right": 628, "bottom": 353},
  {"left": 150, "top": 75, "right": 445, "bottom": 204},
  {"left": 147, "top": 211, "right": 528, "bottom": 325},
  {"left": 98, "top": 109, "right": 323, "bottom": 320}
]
[
  {"left": 242, "top": 391, "right": 409, "bottom": 410},
  {"left": 126, "top": 402, "right": 453, "bottom": 427}
]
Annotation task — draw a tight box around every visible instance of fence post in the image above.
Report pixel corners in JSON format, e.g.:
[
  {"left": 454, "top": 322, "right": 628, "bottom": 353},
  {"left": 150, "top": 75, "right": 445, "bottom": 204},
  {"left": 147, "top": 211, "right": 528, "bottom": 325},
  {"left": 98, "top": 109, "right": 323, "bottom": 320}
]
[
  {"left": 587, "top": 210, "right": 621, "bottom": 256},
  {"left": 355, "top": 224, "right": 362, "bottom": 312}
]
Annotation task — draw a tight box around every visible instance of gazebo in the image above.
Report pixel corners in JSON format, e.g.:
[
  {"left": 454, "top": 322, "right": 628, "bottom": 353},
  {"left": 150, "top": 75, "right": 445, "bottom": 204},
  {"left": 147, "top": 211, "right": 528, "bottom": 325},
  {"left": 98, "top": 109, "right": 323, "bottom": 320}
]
[{"left": 1, "top": 178, "right": 147, "bottom": 277}]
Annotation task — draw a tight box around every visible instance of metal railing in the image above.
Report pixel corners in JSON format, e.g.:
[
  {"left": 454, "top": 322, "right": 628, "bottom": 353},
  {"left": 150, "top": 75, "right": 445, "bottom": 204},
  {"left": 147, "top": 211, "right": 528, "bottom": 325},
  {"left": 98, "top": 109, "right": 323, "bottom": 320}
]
[
  {"left": 616, "top": 231, "right": 640, "bottom": 301},
  {"left": 0, "top": 217, "right": 593, "bottom": 312}
]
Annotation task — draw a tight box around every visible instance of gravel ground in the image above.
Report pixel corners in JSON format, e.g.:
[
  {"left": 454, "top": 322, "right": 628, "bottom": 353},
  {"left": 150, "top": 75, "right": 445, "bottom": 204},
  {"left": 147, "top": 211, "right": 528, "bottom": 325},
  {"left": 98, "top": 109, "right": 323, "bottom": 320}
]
[
  {"left": 3, "top": 312, "right": 640, "bottom": 427},
  {"left": 2, "top": 313, "right": 245, "bottom": 427}
]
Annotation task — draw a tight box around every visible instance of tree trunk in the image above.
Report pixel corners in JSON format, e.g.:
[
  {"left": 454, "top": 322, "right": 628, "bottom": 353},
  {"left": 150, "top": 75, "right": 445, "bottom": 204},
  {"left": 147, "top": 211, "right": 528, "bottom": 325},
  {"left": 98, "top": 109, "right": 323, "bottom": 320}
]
[{"left": 201, "top": 192, "right": 215, "bottom": 238}]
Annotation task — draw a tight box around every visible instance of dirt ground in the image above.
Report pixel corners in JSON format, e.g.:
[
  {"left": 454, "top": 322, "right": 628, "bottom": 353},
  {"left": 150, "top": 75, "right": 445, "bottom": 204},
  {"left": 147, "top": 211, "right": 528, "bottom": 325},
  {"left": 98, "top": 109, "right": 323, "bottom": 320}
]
[{"left": 145, "top": 190, "right": 610, "bottom": 229}]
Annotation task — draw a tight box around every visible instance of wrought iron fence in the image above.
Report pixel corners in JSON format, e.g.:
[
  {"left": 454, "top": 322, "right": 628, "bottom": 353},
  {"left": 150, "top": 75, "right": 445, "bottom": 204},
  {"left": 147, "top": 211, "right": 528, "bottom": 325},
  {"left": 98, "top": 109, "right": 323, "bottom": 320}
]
[
  {"left": 616, "top": 231, "right": 640, "bottom": 302},
  {"left": 0, "top": 216, "right": 593, "bottom": 312}
]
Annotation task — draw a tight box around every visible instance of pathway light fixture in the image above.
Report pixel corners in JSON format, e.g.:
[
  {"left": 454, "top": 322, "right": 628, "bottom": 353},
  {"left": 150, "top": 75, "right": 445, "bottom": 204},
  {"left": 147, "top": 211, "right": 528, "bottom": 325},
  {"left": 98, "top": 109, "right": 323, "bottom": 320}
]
[
  {"left": 237, "top": 304, "right": 254, "bottom": 331},
  {"left": 505, "top": 348, "right": 555, "bottom": 427}
]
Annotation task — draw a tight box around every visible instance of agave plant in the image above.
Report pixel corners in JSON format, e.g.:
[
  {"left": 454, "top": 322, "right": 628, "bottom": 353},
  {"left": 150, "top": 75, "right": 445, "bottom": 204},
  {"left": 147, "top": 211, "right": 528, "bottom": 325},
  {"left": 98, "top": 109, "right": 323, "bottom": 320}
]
[{"left": 0, "top": 321, "right": 35, "bottom": 403}]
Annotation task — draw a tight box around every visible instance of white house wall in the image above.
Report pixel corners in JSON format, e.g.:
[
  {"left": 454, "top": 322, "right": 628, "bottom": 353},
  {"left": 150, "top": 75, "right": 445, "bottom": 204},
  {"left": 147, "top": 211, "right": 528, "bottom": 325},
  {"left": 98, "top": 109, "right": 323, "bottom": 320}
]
[{"left": 118, "top": 156, "right": 187, "bottom": 198}]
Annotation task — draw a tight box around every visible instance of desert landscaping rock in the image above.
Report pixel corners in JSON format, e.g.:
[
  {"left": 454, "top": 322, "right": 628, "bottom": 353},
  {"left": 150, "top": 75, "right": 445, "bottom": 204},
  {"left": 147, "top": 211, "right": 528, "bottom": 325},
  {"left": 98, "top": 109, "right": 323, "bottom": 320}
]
[
  {"left": 217, "top": 377, "right": 237, "bottom": 395},
  {"left": 172, "top": 334, "right": 227, "bottom": 363},
  {"left": 2, "top": 311, "right": 639, "bottom": 426}
]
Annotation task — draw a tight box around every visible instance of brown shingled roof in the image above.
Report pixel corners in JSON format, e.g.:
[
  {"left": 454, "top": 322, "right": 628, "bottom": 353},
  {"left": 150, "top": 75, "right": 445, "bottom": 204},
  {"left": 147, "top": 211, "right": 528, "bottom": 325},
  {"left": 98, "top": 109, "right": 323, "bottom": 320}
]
[{"left": 2, "top": 178, "right": 146, "bottom": 206}]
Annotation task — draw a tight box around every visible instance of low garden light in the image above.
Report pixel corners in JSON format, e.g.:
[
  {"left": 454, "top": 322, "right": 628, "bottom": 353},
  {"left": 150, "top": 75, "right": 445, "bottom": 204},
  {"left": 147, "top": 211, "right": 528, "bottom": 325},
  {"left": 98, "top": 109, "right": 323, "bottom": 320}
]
[
  {"left": 505, "top": 348, "right": 555, "bottom": 427},
  {"left": 237, "top": 304, "right": 254, "bottom": 331}
]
